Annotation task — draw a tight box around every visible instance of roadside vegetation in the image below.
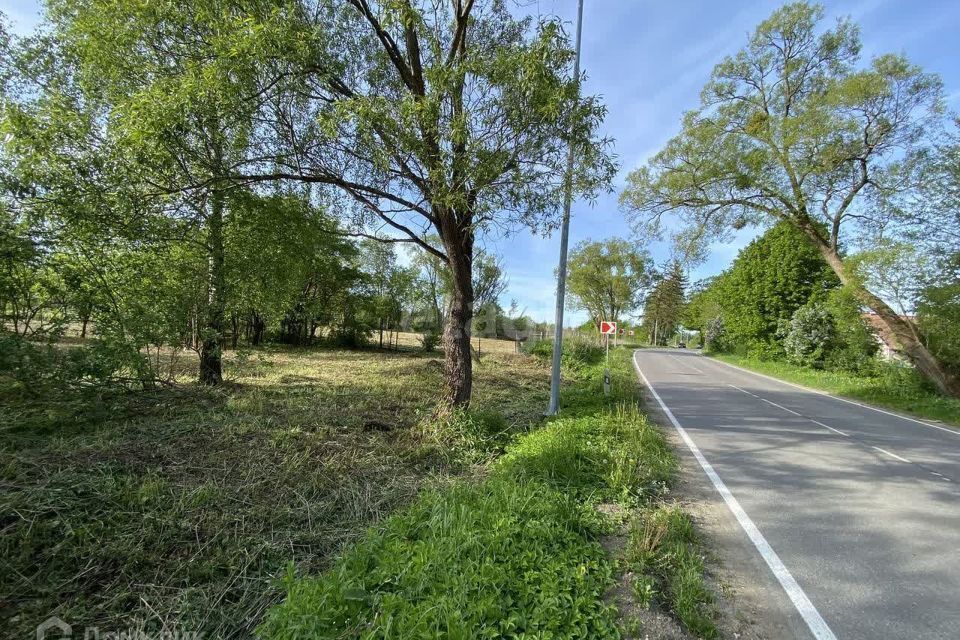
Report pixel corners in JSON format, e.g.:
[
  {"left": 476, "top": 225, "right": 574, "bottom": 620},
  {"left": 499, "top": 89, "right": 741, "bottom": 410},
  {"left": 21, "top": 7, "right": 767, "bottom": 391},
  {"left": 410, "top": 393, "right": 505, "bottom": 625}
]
[
  {"left": 260, "top": 345, "right": 718, "bottom": 639},
  {"left": 672, "top": 221, "right": 960, "bottom": 426},
  {"left": 711, "top": 354, "right": 960, "bottom": 427},
  {"left": 2, "top": 341, "right": 718, "bottom": 639},
  {"left": 0, "top": 345, "right": 548, "bottom": 638}
]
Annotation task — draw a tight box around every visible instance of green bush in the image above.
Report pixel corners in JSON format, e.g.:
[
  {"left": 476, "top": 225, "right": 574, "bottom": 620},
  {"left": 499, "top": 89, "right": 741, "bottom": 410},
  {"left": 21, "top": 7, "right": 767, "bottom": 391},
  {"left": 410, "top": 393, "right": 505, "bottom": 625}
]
[
  {"left": 526, "top": 336, "right": 604, "bottom": 372},
  {"left": 0, "top": 330, "right": 156, "bottom": 397},
  {"left": 497, "top": 406, "right": 675, "bottom": 505},
  {"left": 419, "top": 329, "right": 441, "bottom": 352}
]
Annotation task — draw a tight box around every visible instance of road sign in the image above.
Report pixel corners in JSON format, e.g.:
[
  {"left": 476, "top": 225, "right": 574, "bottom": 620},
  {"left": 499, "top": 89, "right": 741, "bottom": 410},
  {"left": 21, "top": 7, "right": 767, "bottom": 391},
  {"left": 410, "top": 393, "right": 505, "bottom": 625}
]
[
  {"left": 628, "top": 330, "right": 635, "bottom": 336},
  {"left": 600, "top": 321, "right": 617, "bottom": 335},
  {"left": 618, "top": 328, "right": 625, "bottom": 335}
]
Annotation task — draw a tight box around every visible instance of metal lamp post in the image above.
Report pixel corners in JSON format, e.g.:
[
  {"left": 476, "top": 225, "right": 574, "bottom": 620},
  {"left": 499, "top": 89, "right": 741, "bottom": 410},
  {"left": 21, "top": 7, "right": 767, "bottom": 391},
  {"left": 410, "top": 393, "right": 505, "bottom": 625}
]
[{"left": 546, "top": 0, "right": 585, "bottom": 416}]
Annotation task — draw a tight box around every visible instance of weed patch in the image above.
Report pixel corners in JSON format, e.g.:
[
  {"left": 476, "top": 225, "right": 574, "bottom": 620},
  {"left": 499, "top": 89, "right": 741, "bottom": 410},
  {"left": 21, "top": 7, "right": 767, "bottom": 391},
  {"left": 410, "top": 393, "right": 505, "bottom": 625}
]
[{"left": 625, "top": 505, "right": 717, "bottom": 638}]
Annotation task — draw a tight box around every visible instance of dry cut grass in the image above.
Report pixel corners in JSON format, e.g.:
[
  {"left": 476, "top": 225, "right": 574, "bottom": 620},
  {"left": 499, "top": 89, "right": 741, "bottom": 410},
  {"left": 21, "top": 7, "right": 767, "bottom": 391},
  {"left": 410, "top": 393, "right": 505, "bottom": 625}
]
[{"left": 0, "top": 345, "right": 549, "bottom": 638}]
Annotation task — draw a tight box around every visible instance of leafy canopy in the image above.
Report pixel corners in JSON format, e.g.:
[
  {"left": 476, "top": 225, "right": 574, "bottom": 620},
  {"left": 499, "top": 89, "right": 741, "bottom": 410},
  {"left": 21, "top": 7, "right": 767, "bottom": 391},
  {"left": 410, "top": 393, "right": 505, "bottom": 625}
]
[{"left": 620, "top": 1, "right": 943, "bottom": 255}]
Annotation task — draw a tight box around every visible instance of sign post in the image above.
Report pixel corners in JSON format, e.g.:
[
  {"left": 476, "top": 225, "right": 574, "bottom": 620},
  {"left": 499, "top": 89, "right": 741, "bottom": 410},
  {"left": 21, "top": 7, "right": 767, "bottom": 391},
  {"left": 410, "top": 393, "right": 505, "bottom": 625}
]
[{"left": 599, "top": 321, "right": 617, "bottom": 395}]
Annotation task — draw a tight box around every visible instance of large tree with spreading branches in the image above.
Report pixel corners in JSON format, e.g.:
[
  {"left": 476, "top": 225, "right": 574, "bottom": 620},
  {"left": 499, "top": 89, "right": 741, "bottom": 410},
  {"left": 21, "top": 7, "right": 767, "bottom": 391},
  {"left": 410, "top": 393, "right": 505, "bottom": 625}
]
[
  {"left": 620, "top": 2, "right": 958, "bottom": 396},
  {"left": 236, "top": 0, "right": 616, "bottom": 408}
]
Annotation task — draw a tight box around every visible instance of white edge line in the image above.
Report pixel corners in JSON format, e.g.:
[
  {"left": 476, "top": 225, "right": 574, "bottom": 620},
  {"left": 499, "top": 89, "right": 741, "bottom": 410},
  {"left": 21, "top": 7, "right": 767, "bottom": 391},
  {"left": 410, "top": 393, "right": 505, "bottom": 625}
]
[
  {"left": 709, "top": 356, "right": 959, "bottom": 436},
  {"left": 871, "top": 446, "right": 911, "bottom": 463},
  {"left": 634, "top": 351, "right": 837, "bottom": 640}
]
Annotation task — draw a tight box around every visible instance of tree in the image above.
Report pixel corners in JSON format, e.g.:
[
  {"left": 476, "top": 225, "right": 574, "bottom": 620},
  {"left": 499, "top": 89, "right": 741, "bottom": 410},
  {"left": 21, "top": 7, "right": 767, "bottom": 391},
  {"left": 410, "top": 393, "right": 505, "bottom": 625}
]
[
  {"left": 643, "top": 262, "right": 687, "bottom": 346},
  {"left": 473, "top": 250, "right": 509, "bottom": 313},
  {"left": 713, "top": 222, "right": 838, "bottom": 350},
  {"left": 237, "top": 1, "right": 616, "bottom": 408},
  {"left": 361, "top": 240, "right": 417, "bottom": 349},
  {"left": 566, "top": 238, "right": 653, "bottom": 330},
  {"left": 2, "top": 0, "right": 290, "bottom": 384},
  {"left": 620, "top": 2, "right": 958, "bottom": 396}
]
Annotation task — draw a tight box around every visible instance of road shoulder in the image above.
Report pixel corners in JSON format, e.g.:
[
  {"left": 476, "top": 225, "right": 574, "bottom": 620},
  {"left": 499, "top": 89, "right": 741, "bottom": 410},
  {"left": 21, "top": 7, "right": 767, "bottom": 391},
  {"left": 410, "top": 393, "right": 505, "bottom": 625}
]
[{"left": 636, "top": 357, "right": 808, "bottom": 640}]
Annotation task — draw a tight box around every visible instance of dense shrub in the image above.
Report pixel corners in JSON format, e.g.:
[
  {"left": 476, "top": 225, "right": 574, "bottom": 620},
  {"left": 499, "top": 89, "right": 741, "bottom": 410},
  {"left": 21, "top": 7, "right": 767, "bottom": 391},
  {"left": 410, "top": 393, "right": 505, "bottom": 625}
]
[
  {"left": 0, "top": 330, "right": 157, "bottom": 397},
  {"left": 782, "top": 303, "right": 834, "bottom": 368},
  {"left": 526, "top": 336, "right": 604, "bottom": 371},
  {"left": 418, "top": 329, "right": 440, "bottom": 352}
]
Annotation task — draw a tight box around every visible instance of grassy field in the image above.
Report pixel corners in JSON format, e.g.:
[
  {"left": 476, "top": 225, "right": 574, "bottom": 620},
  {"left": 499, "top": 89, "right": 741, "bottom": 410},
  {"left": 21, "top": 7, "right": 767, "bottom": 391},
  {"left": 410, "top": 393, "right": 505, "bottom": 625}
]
[
  {"left": 3, "top": 341, "right": 716, "bottom": 639},
  {"left": 711, "top": 354, "right": 960, "bottom": 427},
  {"left": 1, "top": 346, "right": 550, "bottom": 638},
  {"left": 260, "top": 347, "right": 717, "bottom": 639}
]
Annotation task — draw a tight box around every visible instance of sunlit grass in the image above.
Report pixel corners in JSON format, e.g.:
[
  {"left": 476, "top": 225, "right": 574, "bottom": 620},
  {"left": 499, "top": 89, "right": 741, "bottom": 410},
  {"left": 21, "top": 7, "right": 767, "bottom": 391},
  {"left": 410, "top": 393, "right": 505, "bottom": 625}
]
[
  {"left": 260, "top": 348, "right": 717, "bottom": 639},
  {"left": 0, "top": 346, "right": 548, "bottom": 638}
]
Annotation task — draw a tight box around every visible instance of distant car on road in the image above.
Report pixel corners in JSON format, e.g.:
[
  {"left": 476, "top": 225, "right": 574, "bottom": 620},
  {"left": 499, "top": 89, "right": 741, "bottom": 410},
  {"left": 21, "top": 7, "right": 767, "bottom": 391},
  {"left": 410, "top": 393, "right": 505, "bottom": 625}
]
[{"left": 676, "top": 342, "right": 686, "bottom": 348}]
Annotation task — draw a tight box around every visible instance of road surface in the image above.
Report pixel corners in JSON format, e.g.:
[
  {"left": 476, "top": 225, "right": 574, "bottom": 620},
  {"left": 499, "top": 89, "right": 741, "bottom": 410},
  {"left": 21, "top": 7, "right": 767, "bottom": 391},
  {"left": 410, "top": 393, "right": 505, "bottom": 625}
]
[{"left": 633, "top": 348, "right": 960, "bottom": 640}]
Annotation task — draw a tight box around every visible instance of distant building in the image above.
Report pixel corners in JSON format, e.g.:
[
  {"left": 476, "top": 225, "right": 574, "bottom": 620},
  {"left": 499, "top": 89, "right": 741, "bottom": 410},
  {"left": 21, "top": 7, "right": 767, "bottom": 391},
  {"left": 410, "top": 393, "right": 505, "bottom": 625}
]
[{"left": 861, "top": 313, "right": 916, "bottom": 362}]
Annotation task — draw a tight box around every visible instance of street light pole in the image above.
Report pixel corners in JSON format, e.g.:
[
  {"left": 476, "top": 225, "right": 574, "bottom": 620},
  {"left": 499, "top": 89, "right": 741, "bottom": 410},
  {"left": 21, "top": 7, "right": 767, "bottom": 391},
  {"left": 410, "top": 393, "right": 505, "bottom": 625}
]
[{"left": 547, "top": 0, "right": 585, "bottom": 416}]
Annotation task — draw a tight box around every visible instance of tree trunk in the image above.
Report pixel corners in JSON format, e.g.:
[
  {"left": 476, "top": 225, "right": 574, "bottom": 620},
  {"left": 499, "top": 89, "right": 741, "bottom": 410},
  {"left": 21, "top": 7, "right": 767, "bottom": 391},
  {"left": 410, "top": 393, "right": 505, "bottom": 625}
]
[
  {"left": 199, "top": 190, "right": 226, "bottom": 385},
  {"left": 812, "top": 238, "right": 960, "bottom": 397},
  {"left": 231, "top": 313, "right": 239, "bottom": 349},
  {"left": 441, "top": 243, "right": 474, "bottom": 409}
]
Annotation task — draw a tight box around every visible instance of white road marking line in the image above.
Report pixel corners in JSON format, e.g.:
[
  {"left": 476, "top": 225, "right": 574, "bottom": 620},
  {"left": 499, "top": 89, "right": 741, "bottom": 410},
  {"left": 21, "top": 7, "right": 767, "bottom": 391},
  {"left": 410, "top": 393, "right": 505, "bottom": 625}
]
[
  {"left": 667, "top": 353, "right": 704, "bottom": 374},
  {"left": 634, "top": 352, "right": 838, "bottom": 640},
  {"left": 871, "top": 446, "right": 911, "bottom": 463},
  {"left": 811, "top": 420, "right": 849, "bottom": 437},
  {"left": 729, "top": 384, "right": 850, "bottom": 437},
  {"left": 708, "top": 356, "right": 959, "bottom": 436}
]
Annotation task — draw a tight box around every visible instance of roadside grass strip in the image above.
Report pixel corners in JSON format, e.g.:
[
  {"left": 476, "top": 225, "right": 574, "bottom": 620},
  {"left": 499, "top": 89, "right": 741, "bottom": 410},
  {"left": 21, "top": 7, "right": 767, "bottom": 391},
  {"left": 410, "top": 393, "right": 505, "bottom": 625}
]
[{"left": 260, "top": 351, "right": 717, "bottom": 639}]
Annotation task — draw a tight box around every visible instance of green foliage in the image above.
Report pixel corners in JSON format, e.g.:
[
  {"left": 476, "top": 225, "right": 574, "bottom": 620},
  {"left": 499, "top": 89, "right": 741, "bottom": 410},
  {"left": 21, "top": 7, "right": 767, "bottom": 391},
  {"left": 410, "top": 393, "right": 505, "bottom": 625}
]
[
  {"left": 418, "top": 329, "right": 441, "bottom": 352},
  {"left": 625, "top": 506, "right": 717, "bottom": 638},
  {"left": 643, "top": 262, "right": 687, "bottom": 345},
  {"left": 705, "top": 222, "right": 839, "bottom": 353},
  {"left": 822, "top": 287, "right": 879, "bottom": 374},
  {"left": 918, "top": 275, "right": 960, "bottom": 375},
  {"left": 566, "top": 238, "right": 654, "bottom": 327},
  {"left": 498, "top": 406, "right": 675, "bottom": 505},
  {"left": 527, "top": 335, "right": 604, "bottom": 372},
  {"left": 782, "top": 303, "right": 834, "bottom": 368},
  {"left": 259, "top": 477, "right": 618, "bottom": 640}
]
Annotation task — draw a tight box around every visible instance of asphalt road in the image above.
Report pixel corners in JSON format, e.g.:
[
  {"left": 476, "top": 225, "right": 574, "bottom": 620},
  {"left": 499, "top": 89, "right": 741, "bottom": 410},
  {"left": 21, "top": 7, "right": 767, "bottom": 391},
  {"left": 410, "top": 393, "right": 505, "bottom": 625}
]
[{"left": 632, "top": 348, "right": 960, "bottom": 640}]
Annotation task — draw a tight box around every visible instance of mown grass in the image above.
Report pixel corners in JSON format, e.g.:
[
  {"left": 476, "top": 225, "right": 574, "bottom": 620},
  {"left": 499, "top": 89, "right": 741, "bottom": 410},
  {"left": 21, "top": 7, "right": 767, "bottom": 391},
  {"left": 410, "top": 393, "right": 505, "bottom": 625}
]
[
  {"left": 0, "top": 347, "right": 549, "bottom": 638},
  {"left": 260, "top": 348, "right": 717, "bottom": 639},
  {"left": 711, "top": 353, "right": 960, "bottom": 427}
]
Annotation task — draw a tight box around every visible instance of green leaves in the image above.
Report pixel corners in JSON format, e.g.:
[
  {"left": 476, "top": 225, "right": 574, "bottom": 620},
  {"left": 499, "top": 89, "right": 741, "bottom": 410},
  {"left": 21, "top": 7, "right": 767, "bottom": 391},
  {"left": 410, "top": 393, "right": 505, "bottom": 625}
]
[
  {"left": 566, "top": 238, "right": 654, "bottom": 327},
  {"left": 621, "top": 1, "right": 943, "bottom": 249}
]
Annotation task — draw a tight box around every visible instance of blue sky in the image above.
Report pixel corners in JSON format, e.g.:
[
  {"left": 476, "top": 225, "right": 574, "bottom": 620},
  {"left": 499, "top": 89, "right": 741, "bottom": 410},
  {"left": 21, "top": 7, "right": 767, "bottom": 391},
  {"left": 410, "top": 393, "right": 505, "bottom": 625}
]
[{"left": 4, "top": 0, "right": 960, "bottom": 324}]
